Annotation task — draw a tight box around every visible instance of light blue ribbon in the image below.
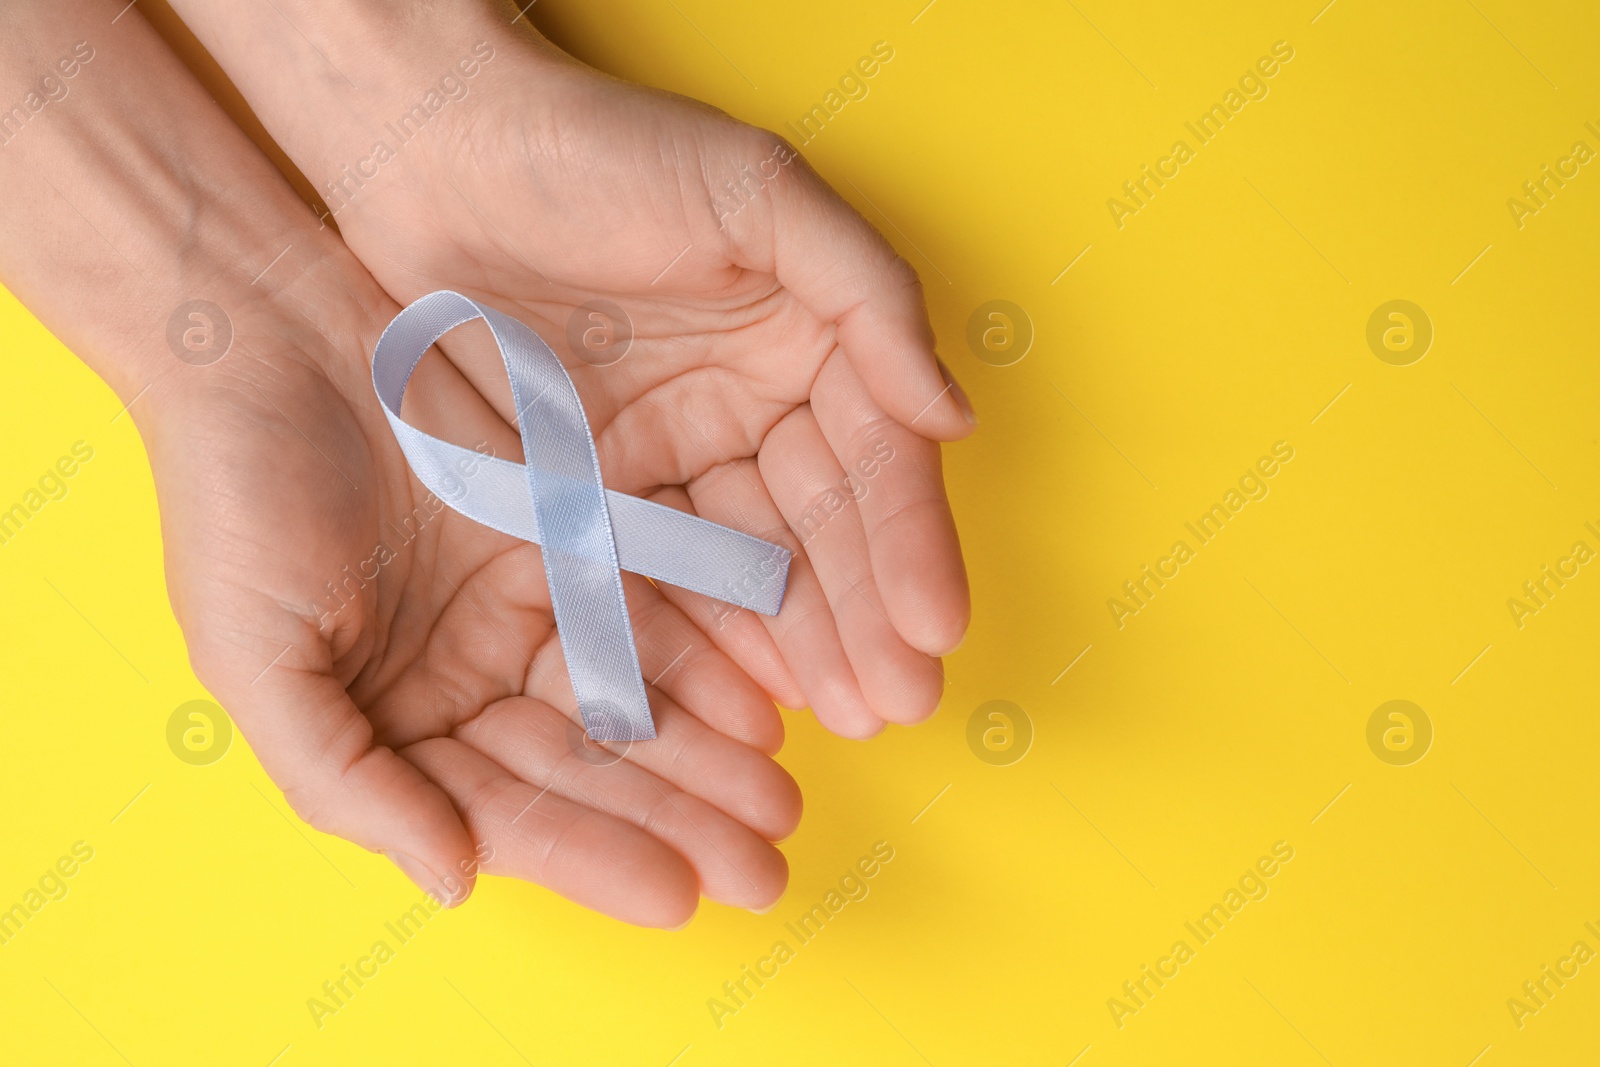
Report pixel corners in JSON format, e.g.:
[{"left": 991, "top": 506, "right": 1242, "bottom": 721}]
[{"left": 371, "top": 291, "right": 791, "bottom": 741}]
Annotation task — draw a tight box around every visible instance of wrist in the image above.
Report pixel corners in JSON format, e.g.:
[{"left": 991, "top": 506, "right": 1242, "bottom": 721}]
[
  {"left": 0, "top": 0, "right": 387, "bottom": 418},
  {"left": 162, "top": 0, "right": 564, "bottom": 219}
]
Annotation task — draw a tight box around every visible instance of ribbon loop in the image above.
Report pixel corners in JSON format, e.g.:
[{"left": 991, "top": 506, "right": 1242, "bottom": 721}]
[{"left": 372, "top": 291, "right": 790, "bottom": 741}]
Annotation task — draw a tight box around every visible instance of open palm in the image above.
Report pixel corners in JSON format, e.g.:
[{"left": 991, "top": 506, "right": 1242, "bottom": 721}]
[
  {"left": 323, "top": 47, "right": 975, "bottom": 740},
  {"left": 150, "top": 293, "right": 806, "bottom": 927}
]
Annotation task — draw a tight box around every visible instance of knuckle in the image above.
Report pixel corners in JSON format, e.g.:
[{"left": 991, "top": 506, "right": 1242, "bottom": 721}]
[
  {"left": 466, "top": 772, "right": 529, "bottom": 828},
  {"left": 641, "top": 788, "right": 689, "bottom": 840},
  {"left": 885, "top": 252, "right": 924, "bottom": 295}
]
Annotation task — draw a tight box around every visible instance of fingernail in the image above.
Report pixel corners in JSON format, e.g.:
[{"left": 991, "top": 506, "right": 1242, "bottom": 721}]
[
  {"left": 385, "top": 850, "right": 443, "bottom": 900},
  {"left": 748, "top": 900, "right": 780, "bottom": 915},
  {"left": 668, "top": 913, "right": 696, "bottom": 931},
  {"left": 937, "top": 359, "right": 978, "bottom": 426}
]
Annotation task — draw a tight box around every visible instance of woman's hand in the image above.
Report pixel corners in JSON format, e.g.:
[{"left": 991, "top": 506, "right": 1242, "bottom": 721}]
[
  {"left": 146, "top": 283, "right": 802, "bottom": 925},
  {"left": 163, "top": 1, "right": 977, "bottom": 738},
  {"left": 0, "top": 0, "right": 803, "bottom": 926}
]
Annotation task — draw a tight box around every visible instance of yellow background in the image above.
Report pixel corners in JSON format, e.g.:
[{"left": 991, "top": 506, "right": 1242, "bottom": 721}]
[{"left": 4, "top": 0, "right": 1599, "bottom": 1062}]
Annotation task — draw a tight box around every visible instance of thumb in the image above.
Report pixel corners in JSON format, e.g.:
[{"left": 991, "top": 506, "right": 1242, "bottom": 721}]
[{"left": 737, "top": 140, "right": 977, "bottom": 439}]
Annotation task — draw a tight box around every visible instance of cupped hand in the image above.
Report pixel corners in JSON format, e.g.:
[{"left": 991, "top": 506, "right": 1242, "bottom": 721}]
[
  {"left": 315, "top": 33, "right": 975, "bottom": 739},
  {"left": 148, "top": 278, "right": 801, "bottom": 926},
  {"left": 0, "top": 0, "right": 816, "bottom": 927}
]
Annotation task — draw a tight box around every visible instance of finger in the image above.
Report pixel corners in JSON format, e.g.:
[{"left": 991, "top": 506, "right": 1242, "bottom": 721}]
[
  {"left": 375, "top": 342, "right": 806, "bottom": 723},
  {"left": 196, "top": 641, "right": 479, "bottom": 906},
  {"left": 423, "top": 535, "right": 790, "bottom": 756},
  {"left": 730, "top": 140, "right": 976, "bottom": 440},
  {"left": 580, "top": 686, "right": 801, "bottom": 844},
  {"left": 686, "top": 458, "right": 886, "bottom": 739},
  {"left": 510, "top": 565, "right": 787, "bottom": 755},
  {"left": 626, "top": 569, "right": 786, "bottom": 756},
  {"left": 759, "top": 405, "right": 945, "bottom": 725},
  {"left": 520, "top": 580, "right": 803, "bottom": 839},
  {"left": 456, "top": 697, "right": 789, "bottom": 909},
  {"left": 810, "top": 351, "right": 970, "bottom": 655},
  {"left": 641, "top": 484, "right": 805, "bottom": 715},
  {"left": 402, "top": 734, "right": 700, "bottom": 928}
]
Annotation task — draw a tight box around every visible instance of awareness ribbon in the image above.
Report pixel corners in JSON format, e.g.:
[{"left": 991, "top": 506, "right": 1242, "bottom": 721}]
[{"left": 371, "top": 291, "right": 791, "bottom": 741}]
